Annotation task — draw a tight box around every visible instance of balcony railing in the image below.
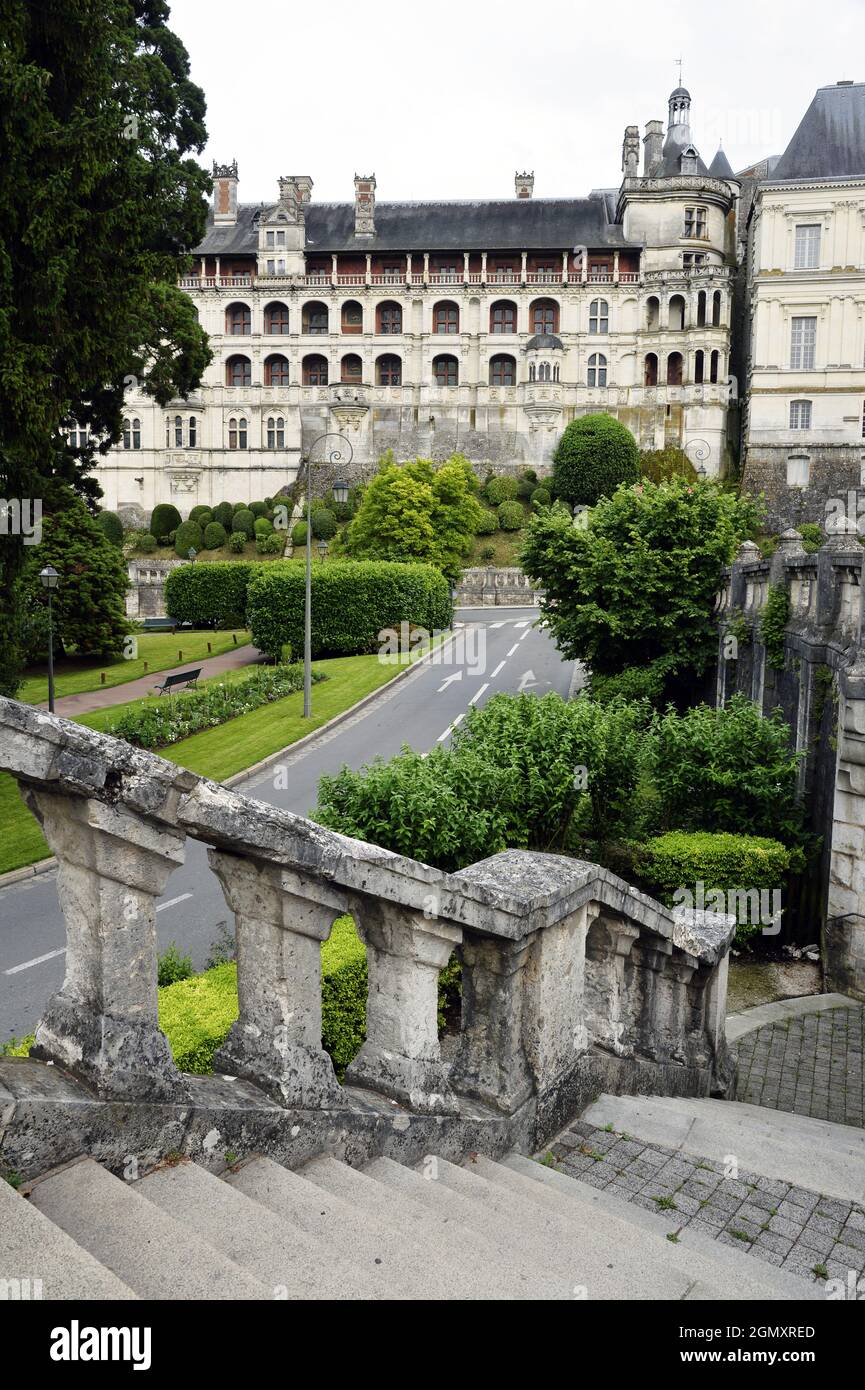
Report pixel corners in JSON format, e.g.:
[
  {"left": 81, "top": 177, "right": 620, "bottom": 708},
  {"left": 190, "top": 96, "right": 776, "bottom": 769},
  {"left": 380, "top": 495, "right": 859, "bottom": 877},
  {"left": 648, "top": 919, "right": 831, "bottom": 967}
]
[{"left": 179, "top": 266, "right": 649, "bottom": 293}]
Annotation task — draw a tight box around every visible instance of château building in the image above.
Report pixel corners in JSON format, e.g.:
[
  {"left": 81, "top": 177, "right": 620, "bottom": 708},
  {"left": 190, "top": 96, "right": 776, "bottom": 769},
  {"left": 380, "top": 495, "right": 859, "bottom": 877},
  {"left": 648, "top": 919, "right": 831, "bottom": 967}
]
[{"left": 97, "top": 81, "right": 741, "bottom": 514}]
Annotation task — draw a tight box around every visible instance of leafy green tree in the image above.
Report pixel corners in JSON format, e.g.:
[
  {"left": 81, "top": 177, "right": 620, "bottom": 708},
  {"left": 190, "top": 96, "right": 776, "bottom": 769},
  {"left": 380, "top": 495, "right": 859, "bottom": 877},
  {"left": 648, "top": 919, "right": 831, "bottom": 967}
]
[
  {"left": 344, "top": 455, "right": 483, "bottom": 582},
  {"left": 19, "top": 492, "right": 133, "bottom": 661},
  {"left": 0, "top": 0, "right": 211, "bottom": 693},
  {"left": 552, "top": 414, "right": 639, "bottom": 506},
  {"left": 521, "top": 477, "right": 761, "bottom": 696},
  {"left": 639, "top": 446, "right": 698, "bottom": 484}
]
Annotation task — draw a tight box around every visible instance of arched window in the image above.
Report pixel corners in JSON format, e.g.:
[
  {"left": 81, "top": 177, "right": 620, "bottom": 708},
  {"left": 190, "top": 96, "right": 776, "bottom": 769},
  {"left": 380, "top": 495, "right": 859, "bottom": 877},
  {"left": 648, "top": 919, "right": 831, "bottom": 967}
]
[
  {"left": 377, "top": 354, "right": 402, "bottom": 385},
  {"left": 538, "top": 361, "right": 551, "bottom": 382},
  {"left": 669, "top": 295, "right": 686, "bottom": 331},
  {"left": 228, "top": 417, "right": 248, "bottom": 450},
  {"left": 302, "top": 302, "right": 329, "bottom": 334},
  {"left": 433, "top": 354, "right": 458, "bottom": 386},
  {"left": 694, "top": 349, "right": 705, "bottom": 385},
  {"left": 341, "top": 300, "right": 363, "bottom": 334},
  {"left": 790, "top": 400, "right": 812, "bottom": 430},
  {"left": 188, "top": 416, "right": 196, "bottom": 447},
  {"left": 530, "top": 299, "right": 559, "bottom": 334},
  {"left": 225, "top": 302, "right": 251, "bottom": 335},
  {"left": 697, "top": 291, "right": 707, "bottom": 328},
  {"left": 589, "top": 299, "right": 609, "bottom": 334},
  {"left": 710, "top": 349, "right": 720, "bottom": 384},
  {"left": 264, "top": 302, "right": 290, "bottom": 334},
  {"left": 587, "top": 353, "right": 607, "bottom": 387},
  {"left": 529, "top": 362, "right": 536, "bottom": 382},
  {"left": 226, "top": 355, "right": 252, "bottom": 387},
  {"left": 174, "top": 415, "right": 183, "bottom": 446},
  {"left": 341, "top": 353, "right": 363, "bottom": 384},
  {"left": 122, "top": 418, "right": 142, "bottom": 450},
  {"left": 712, "top": 291, "right": 722, "bottom": 327},
  {"left": 132, "top": 418, "right": 141, "bottom": 449},
  {"left": 667, "top": 351, "right": 684, "bottom": 386},
  {"left": 266, "top": 416, "right": 286, "bottom": 448},
  {"left": 490, "top": 354, "right": 516, "bottom": 386},
  {"left": 553, "top": 364, "right": 560, "bottom": 382},
  {"left": 433, "top": 301, "right": 459, "bottom": 334},
  {"left": 264, "top": 353, "right": 290, "bottom": 386},
  {"left": 644, "top": 352, "right": 658, "bottom": 386},
  {"left": 302, "top": 354, "right": 329, "bottom": 386},
  {"left": 377, "top": 302, "right": 403, "bottom": 335},
  {"left": 490, "top": 300, "right": 517, "bottom": 334},
  {"left": 646, "top": 296, "right": 660, "bottom": 330}
]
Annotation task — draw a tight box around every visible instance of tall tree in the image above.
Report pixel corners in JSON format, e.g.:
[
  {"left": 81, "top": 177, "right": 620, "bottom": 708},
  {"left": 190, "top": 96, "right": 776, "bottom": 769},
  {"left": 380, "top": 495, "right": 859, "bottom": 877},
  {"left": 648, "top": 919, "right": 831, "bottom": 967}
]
[{"left": 0, "top": 0, "right": 212, "bottom": 693}]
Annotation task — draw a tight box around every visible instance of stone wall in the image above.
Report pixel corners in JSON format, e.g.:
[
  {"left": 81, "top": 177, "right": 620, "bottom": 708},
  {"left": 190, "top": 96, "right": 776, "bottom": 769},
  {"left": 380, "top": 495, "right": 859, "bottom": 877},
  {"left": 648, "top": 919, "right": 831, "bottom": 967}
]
[
  {"left": 741, "top": 444, "right": 865, "bottom": 533},
  {"left": 125, "top": 558, "right": 186, "bottom": 620},
  {"left": 453, "top": 568, "right": 542, "bottom": 607}
]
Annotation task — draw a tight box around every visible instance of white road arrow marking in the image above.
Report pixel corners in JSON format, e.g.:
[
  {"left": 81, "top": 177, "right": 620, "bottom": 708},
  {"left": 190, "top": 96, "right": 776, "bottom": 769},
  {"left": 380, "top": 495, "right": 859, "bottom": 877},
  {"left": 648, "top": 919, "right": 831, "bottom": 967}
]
[
  {"left": 436, "top": 672, "right": 463, "bottom": 693},
  {"left": 518, "top": 670, "right": 540, "bottom": 692}
]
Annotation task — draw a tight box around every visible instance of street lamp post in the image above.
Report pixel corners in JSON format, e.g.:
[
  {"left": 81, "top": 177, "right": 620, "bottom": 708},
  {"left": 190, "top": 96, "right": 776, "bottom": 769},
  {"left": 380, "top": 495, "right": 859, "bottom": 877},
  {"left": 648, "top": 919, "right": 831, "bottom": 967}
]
[
  {"left": 39, "top": 565, "right": 60, "bottom": 714},
  {"left": 302, "top": 434, "right": 353, "bottom": 717}
]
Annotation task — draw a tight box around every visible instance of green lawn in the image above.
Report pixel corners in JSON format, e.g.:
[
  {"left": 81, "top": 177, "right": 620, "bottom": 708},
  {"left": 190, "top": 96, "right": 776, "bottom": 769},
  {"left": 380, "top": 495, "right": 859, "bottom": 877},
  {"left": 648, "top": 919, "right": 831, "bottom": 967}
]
[
  {"left": 18, "top": 629, "right": 250, "bottom": 705},
  {"left": 0, "top": 649, "right": 426, "bottom": 875}
]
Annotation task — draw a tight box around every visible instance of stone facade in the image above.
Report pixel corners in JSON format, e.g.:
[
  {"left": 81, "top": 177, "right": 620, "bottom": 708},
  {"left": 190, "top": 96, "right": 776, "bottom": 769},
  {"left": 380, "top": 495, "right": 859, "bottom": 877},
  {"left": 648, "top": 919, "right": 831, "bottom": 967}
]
[{"left": 94, "top": 82, "right": 739, "bottom": 514}]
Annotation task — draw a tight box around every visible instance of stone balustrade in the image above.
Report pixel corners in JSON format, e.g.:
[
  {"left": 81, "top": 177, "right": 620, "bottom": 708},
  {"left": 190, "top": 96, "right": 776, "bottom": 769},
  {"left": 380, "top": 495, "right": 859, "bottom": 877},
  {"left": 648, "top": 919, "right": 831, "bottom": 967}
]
[
  {"left": 453, "top": 568, "right": 542, "bottom": 607},
  {"left": 0, "top": 697, "right": 735, "bottom": 1162}
]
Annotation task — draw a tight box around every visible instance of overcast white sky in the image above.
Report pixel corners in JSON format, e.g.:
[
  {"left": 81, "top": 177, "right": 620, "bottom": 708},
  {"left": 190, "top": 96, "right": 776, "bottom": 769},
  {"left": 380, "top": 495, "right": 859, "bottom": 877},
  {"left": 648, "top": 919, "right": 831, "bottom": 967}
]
[{"left": 168, "top": 0, "right": 864, "bottom": 205}]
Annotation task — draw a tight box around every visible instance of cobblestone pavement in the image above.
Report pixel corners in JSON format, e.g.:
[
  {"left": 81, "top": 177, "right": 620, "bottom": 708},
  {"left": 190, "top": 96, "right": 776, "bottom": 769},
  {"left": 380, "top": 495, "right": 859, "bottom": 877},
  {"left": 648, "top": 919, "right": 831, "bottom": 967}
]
[
  {"left": 549, "top": 1120, "right": 865, "bottom": 1286},
  {"left": 734, "top": 1006, "right": 865, "bottom": 1129}
]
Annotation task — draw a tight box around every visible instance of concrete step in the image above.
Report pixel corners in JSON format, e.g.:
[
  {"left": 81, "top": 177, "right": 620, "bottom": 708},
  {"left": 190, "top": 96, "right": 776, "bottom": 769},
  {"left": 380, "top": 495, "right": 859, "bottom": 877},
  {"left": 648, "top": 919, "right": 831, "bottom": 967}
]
[
  {"left": 28, "top": 1158, "right": 270, "bottom": 1300},
  {"left": 226, "top": 1155, "right": 460, "bottom": 1299},
  {"left": 135, "top": 1158, "right": 394, "bottom": 1300},
  {"left": 500, "top": 1152, "right": 822, "bottom": 1301},
  {"left": 582, "top": 1093, "right": 865, "bottom": 1203},
  {"left": 301, "top": 1153, "right": 536, "bottom": 1300},
  {"left": 0, "top": 1172, "right": 137, "bottom": 1300}
]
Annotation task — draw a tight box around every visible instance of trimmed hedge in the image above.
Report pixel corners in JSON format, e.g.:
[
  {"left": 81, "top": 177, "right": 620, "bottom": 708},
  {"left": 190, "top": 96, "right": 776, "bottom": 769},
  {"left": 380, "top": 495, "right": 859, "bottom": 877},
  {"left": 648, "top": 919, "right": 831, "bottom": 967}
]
[
  {"left": 552, "top": 414, "right": 639, "bottom": 506},
  {"left": 531, "top": 486, "right": 552, "bottom": 508},
  {"left": 254, "top": 516, "right": 274, "bottom": 537},
  {"left": 139, "top": 533, "right": 158, "bottom": 552},
  {"left": 212, "top": 501, "right": 234, "bottom": 529},
  {"left": 497, "top": 500, "right": 524, "bottom": 531},
  {"left": 486, "top": 476, "right": 519, "bottom": 505},
  {"left": 174, "top": 519, "right": 203, "bottom": 558},
  {"left": 291, "top": 521, "right": 308, "bottom": 545},
  {"left": 248, "top": 560, "right": 453, "bottom": 659},
  {"left": 256, "top": 532, "right": 283, "bottom": 555},
  {"left": 203, "top": 521, "right": 227, "bottom": 549},
  {"left": 639, "top": 830, "right": 795, "bottom": 945},
  {"left": 189, "top": 505, "right": 213, "bottom": 526},
  {"left": 164, "top": 560, "right": 253, "bottom": 626},
  {"left": 232, "top": 508, "right": 256, "bottom": 538},
  {"left": 474, "top": 509, "right": 498, "bottom": 536},
  {"left": 96, "top": 510, "right": 123, "bottom": 546},
  {"left": 310, "top": 507, "right": 338, "bottom": 540},
  {"left": 150, "top": 503, "right": 182, "bottom": 540},
  {"left": 229, "top": 532, "right": 246, "bottom": 552}
]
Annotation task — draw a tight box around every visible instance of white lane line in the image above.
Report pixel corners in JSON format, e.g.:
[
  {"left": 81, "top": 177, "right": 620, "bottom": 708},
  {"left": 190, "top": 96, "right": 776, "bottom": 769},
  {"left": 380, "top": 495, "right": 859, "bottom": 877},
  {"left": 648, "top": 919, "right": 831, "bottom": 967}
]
[
  {"left": 156, "top": 893, "right": 193, "bottom": 913},
  {"left": 490, "top": 661, "right": 505, "bottom": 679},
  {"left": 468, "top": 683, "right": 490, "bottom": 706},
  {"left": 519, "top": 628, "right": 531, "bottom": 640},
  {"left": 436, "top": 712, "right": 466, "bottom": 743},
  {"left": 507, "top": 643, "right": 519, "bottom": 657},
  {"left": 490, "top": 621, "right": 506, "bottom": 628},
  {"left": 513, "top": 621, "right": 529, "bottom": 628},
  {"left": 4, "top": 946, "right": 66, "bottom": 976}
]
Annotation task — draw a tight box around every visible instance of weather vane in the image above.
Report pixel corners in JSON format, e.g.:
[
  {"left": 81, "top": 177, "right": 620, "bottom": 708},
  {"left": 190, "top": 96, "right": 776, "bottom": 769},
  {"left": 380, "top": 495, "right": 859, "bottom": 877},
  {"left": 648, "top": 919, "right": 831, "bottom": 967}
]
[{"left": 675, "top": 55, "right": 684, "bottom": 86}]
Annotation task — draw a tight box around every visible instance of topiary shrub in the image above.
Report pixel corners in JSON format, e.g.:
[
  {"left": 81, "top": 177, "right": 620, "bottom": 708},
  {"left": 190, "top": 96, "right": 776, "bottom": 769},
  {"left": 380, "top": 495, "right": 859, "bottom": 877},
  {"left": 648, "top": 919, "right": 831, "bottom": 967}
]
[
  {"left": 95, "top": 510, "right": 124, "bottom": 546},
  {"left": 249, "top": 501, "right": 268, "bottom": 519},
  {"left": 139, "top": 532, "right": 158, "bottom": 553},
  {"left": 486, "top": 476, "right": 519, "bottom": 505},
  {"left": 516, "top": 477, "right": 534, "bottom": 500},
  {"left": 254, "top": 516, "right": 274, "bottom": 537},
  {"left": 521, "top": 468, "right": 538, "bottom": 484},
  {"left": 232, "top": 508, "right": 256, "bottom": 538},
  {"left": 150, "top": 502, "right": 182, "bottom": 541},
  {"left": 247, "top": 560, "right": 452, "bottom": 660},
  {"left": 552, "top": 414, "right": 639, "bottom": 505},
  {"left": 256, "top": 532, "right": 284, "bottom": 555},
  {"left": 232, "top": 502, "right": 248, "bottom": 514},
  {"left": 189, "top": 505, "right": 213, "bottom": 526},
  {"left": 228, "top": 531, "right": 246, "bottom": 553},
  {"left": 174, "top": 519, "right": 203, "bottom": 558},
  {"left": 310, "top": 507, "right": 338, "bottom": 540},
  {"left": 531, "top": 486, "right": 552, "bottom": 508},
  {"left": 497, "top": 500, "right": 524, "bottom": 531},
  {"left": 212, "top": 501, "right": 234, "bottom": 530},
  {"left": 203, "top": 521, "right": 227, "bottom": 550},
  {"left": 291, "top": 521, "right": 308, "bottom": 546},
  {"left": 474, "top": 509, "right": 498, "bottom": 535}
]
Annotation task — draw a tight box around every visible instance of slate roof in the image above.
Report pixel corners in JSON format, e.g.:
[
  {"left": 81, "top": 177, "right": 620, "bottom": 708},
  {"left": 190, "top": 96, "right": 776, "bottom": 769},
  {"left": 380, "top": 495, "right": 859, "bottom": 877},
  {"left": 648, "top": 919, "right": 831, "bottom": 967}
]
[
  {"left": 194, "top": 197, "right": 639, "bottom": 256},
  {"left": 708, "top": 146, "right": 736, "bottom": 179},
  {"left": 525, "top": 334, "right": 564, "bottom": 350},
  {"left": 771, "top": 82, "right": 865, "bottom": 181}
]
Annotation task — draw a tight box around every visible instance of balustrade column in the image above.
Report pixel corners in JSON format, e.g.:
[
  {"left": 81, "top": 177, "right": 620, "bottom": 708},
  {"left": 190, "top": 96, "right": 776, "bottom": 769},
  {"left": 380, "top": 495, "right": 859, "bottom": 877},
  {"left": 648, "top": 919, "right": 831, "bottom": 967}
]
[
  {"left": 208, "top": 851, "right": 347, "bottom": 1107},
  {"left": 24, "top": 789, "right": 187, "bottom": 1101},
  {"left": 346, "top": 900, "right": 462, "bottom": 1113}
]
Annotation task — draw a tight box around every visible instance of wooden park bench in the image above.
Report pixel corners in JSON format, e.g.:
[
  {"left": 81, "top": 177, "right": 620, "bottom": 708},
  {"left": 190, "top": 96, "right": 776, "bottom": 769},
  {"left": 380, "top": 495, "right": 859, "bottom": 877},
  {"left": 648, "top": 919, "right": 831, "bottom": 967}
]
[{"left": 153, "top": 668, "right": 202, "bottom": 697}]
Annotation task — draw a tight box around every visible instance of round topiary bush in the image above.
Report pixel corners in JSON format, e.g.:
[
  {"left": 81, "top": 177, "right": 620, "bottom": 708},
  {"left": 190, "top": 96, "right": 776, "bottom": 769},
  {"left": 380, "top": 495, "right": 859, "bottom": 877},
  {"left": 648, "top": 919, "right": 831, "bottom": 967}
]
[
  {"left": 212, "top": 501, "right": 234, "bottom": 530},
  {"left": 256, "top": 532, "right": 284, "bottom": 555},
  {"left": 531, "top": 486, "right": 552, "bottom": 508},
  {"left": 232, "top": 502, "right": 248, "bottom": 514},
  {"left": 498, "top": 501, "right": 524, "bottom": 531},
  {"left": 311, "top": 507, "right": 338, "bottom": 540},
  {"left": 254, "top": 516, "right": 274, "bottom": 537},
  {"left": 249, "top": 501, "right": 268, "bottom": 519},
  {"left": 552, "top": 413, "right": 639, "bottom": 506},
  {"left": 292, "top": 521, "right": 308, "bottom": 546},
  {"left": 150, "top": 503, "right": 182, "bottom": 541},
  {"left": 139, "top": 533, "right": 158, "bottom": 553},
  {"left": 474, "top": 509, "right": 498, "bottom": 535},
  {"left": 229, "top": 531, "right": 246, "bottom": 552},
  {"left": 174, "top": 519, "right": 203, "bottom": 558},
  {"left": 203, "top": 521, "right": 228, "bottom": 549},
  {"left": 521, "top": 468, "right": 538, "bottom": 484},
  {"left": 516, "top": 478, "right": 534, "bottom": 500},
  {"left": 486, "top": 476, "right": 519, "bottom": 505},
  {"left": 95, "top": 510, "right": 123, "bottom": 547},
  {"left": 232, "top": 508, "right": 256, "bottom": 538},
  {"left": 189, "top": 505, "right": 213, "bottom": 526}
]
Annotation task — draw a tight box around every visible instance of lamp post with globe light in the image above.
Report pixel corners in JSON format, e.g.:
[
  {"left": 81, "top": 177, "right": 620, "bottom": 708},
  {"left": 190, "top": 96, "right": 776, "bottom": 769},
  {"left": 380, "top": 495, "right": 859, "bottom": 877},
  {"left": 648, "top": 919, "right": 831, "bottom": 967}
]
[{"left": 39, "top": 565, "right": 60, "bottom": 713}]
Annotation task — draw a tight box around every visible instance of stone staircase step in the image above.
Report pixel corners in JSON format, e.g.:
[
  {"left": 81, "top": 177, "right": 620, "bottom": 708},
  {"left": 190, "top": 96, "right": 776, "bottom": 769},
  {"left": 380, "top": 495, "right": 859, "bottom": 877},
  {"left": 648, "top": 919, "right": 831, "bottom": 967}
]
[
  {"left": 301, "top": 1154, "right": 535, "bottom": 1300},
  {"left": 582, "top": 1093, "right": 865, "bottom": 1203},
  {"left": 0, "top": 1172, "right": 137, "bottom": 1300},
  {"left": 28, "top": 1159, "right": 270, "bottom": 1300},
  {"left": 363, "top": 1155, "right": 576, "bottom": 1299},
  {"left": 500, "top": 1152, "right": 822, "bottom": 1301},
  {"left": 135, "top": 1158, "right": 395, "bottom": 1301},
  {"left": 226, "top": 1155, "right": 459, "bottom": 1299}
]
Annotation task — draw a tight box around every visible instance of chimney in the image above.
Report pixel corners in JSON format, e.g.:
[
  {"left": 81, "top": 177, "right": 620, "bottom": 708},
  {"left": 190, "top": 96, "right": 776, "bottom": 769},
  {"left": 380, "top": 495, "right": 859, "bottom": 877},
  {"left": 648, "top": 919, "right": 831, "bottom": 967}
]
[
  {"left": 642, "top": 121, "right": 663, "bottom": 175},
  {"left": 212, "top": 160, "right": 239, "bottom": 224},
  {"left": 354, "top": 174, "right": 376, "bottom": 236},
  {"left": 515, "top": 170, "right": 534, "bottom": 199},
  {"left": 621, "top": 126, "right": 640, "bottom": 177}
]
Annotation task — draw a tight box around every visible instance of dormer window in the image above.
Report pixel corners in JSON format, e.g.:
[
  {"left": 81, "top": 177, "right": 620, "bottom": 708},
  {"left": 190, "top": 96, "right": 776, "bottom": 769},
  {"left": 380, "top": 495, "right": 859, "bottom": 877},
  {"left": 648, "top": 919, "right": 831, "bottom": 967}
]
[
  {"left": 680, "top": 147, "right": 699, "bottom": 175},
  {"left": 684, "top": 206, "right": 707, "bottom": 239}
]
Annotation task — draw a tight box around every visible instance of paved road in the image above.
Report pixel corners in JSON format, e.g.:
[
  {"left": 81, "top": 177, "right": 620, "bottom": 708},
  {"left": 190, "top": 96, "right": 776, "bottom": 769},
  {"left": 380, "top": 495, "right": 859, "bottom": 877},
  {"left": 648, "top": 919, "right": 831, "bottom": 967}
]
[{"left": 0, "top": 608, "right": 573, "bottom": 1042}]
